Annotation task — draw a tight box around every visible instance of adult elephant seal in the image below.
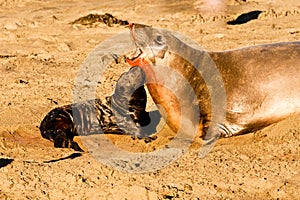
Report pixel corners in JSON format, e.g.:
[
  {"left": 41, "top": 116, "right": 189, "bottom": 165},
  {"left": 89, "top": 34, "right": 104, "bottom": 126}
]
[{"left": 126, "top": 23, "right": 300, "bottom": 156}]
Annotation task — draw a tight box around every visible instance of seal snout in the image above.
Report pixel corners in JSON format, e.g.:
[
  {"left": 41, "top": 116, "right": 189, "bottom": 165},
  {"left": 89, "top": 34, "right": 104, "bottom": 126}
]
[
  {"left": 128, "top": 23, "right": 151, "bottom": 30},
  {"left": 128, "top": 22, "right": 134, "bottom": 29}
]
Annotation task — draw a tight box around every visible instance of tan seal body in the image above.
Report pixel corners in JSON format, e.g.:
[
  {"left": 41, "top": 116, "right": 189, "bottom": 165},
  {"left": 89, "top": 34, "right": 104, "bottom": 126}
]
[{"left": 126, "top": 23, "right": 300, "bottom": 140}]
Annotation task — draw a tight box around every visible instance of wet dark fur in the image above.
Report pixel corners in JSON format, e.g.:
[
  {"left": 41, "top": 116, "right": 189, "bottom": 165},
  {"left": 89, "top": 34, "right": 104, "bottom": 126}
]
[{"left": 40, "top": 67, "right": 151, "bottom": 151}]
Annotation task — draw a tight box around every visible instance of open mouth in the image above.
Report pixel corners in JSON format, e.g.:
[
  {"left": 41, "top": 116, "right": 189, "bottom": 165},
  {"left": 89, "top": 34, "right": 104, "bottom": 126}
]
[{"left": 126, "top": 47, "right": 143, "bottom": 61}]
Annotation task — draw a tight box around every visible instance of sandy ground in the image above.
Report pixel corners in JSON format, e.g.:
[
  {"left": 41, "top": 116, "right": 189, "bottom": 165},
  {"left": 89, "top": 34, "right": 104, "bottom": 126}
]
[{"left": 0, "top": 0, "right": 299, "bottom": 199}]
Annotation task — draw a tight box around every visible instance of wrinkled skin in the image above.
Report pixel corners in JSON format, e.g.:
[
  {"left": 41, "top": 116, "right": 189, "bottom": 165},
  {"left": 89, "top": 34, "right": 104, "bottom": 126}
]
[{"left": 40, "top": 67, "right": 160, "bottom": 151}]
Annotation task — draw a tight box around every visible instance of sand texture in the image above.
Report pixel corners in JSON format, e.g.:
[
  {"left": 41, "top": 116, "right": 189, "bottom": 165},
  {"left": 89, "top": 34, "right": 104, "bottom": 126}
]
[{"left": 0, "top": 0, "right": 299, "bottom": 199}]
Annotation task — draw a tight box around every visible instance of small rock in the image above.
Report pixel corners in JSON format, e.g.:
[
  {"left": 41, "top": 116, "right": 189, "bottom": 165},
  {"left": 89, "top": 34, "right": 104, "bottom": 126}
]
[
  {"left": 4, "top": 22, "right": 18, "bottom": 30},
  {"left": 57, "top": 42, "right": 71, "bottom": 52}
]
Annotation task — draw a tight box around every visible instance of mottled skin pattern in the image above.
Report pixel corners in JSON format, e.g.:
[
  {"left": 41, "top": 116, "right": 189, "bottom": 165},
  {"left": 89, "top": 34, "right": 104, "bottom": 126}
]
[
  {"left": 126, "top": 23, "right": 300, "bottom": 147},
  {"left": 40, "top": 67, "right": 151, "bottom": 151}
]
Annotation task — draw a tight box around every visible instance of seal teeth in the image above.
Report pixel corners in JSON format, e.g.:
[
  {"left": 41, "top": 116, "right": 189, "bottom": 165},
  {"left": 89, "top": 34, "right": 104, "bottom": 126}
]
[{"left": 127, "top": 48, "right": 142, "bottom": 60}]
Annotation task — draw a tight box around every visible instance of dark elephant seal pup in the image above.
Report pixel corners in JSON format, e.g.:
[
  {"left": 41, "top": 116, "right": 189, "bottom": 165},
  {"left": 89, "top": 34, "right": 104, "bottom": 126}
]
[
  {"left": 126, "top": 23, "right": 300, "bottom": 152},
  {"left": 40, "top": 67, "right": 159, "bottom": 151}
]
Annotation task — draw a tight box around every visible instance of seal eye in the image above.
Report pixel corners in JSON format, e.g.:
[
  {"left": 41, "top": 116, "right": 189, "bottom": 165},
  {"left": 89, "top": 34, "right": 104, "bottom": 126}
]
[{"left": 155, "top": 35, "right": 164, "bottom": 45}]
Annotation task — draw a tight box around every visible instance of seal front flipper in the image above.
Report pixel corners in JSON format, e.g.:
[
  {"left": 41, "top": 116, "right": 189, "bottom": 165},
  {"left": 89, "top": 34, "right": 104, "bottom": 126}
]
[
  {"left": 199, "top": 122, "right": 248, "bottom": 157},
  {"left": 199, "top": 122, "right": 221, "bottom": 158},
  {"left": 54, "top": 130, "right": 84, "bottom": 152},
  {"left": 199, "top": 136, "right": 219, "bottom": 158}
]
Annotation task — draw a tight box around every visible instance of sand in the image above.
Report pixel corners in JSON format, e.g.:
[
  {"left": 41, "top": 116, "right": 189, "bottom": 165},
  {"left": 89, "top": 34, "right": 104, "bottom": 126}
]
[{"left": 0, "top": 0, "right": 299, "bottom": 199}]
